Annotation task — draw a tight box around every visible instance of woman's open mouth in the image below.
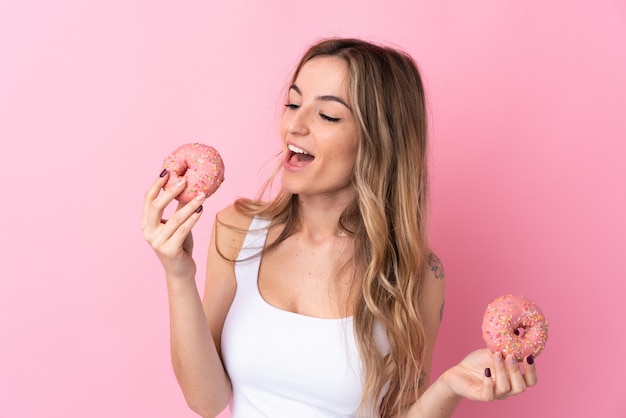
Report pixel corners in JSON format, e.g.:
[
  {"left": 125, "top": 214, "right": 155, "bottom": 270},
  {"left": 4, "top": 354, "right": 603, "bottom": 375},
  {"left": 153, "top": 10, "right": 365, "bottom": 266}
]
[{"left": 286, "top": 144, "right": 315, "bottom": 167}]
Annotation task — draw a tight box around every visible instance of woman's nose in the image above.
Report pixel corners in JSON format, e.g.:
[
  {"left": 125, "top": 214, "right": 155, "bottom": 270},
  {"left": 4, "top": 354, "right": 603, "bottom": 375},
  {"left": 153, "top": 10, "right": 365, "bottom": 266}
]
[{"left": 286, "top": 108, "right": 310, "bottom": 135}]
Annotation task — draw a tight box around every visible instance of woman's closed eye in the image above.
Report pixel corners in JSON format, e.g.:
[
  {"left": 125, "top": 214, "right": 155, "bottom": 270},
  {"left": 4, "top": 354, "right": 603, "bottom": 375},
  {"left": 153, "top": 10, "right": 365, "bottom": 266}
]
[
  {"left": 285, "top": 103, "right": 341, "bottom": 123},
  {"left": 320, "top": 113, "right": 340, "bottom": 122}
]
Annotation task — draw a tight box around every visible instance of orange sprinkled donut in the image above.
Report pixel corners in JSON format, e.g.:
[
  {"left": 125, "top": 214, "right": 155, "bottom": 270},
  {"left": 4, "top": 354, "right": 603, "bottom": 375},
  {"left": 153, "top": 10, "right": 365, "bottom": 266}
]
[
  {"left": 481, "top": 294, "right": 549, "bottom": 361},
  {"left": 162, "top": 143, "right": 225, "bottom": 203}
]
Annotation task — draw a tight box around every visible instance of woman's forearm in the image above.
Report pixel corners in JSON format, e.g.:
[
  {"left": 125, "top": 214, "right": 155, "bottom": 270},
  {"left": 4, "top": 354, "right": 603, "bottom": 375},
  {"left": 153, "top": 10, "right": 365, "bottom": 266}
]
[
  {"left": 399, "top": 372, "right": 461, "bottom": 418},
  {"left": 166, "top": 275, "right": 231, "bottom": 417}
]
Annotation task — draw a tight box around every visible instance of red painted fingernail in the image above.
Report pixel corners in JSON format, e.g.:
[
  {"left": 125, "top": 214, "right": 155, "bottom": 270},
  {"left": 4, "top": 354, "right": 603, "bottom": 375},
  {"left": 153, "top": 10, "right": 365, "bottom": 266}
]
[
  {"left": 527, "top": 355, "right": 535, "bottom": 365},
  {"left": 485, "top": 368, "right": 492, "bottom": 378},
  {"left": 159, "top": 169, "right": 167, "bottom": 177},
  {"left": 194, "top": 205, "right": 203, "bottom": 214}
]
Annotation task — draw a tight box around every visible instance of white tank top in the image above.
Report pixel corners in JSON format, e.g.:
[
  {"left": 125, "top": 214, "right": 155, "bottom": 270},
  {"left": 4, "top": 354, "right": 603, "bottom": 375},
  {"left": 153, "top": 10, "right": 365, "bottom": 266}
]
[{"left": 221, "top": 217, "right": 374, "bottom": 417}]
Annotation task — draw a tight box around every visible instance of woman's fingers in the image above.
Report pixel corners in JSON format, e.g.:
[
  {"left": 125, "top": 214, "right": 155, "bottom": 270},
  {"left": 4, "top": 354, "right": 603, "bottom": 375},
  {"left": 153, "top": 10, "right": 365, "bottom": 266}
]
[
  {"left": 142, "top": 170, "right": 206, "bottom": 250},
  {"left": 140, "top": 170, "right": 207, "bottom": 280},
  {"left": 489, "top": 352, "right": 537, "bottom": 399},
  {"left": 523, "top": 355, "right": 538, "bottom": 387},
  {"left": 143, "top": 171, "right": 188, "bottom": 235},
  {"left": 451, "top": 349, "right": 539, "bottom": 403},
  {"left": 491, "top": 352, "right": 511, "bottom": 397},
  {"left": 142, "top": 169, "right": 170, "bottom": 230},
  {"left": 163, "top": 193, "right": 205, "bottom": 252},
  {"left": 504, "top": 354, "right": 527, "bottom": 395},
  {"left": 481, "top": 367, "right": 496, "bottom": 401}
]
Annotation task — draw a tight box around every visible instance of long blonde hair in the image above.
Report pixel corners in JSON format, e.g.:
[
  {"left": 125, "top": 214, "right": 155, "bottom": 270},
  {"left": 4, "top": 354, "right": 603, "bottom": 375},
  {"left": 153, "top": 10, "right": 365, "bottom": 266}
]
[{"left": 232, "top": 38, "right": 430, "bottom": 417}]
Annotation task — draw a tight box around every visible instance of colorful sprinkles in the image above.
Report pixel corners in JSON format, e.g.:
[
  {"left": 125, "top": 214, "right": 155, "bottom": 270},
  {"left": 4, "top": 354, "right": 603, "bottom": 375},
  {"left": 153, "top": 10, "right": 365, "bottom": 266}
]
[
  {"left": 481, "top": 294, "right": 549, "bottom": 361},
  {"left": 162, "top": 142, "right": 225, "bottom": 203}
]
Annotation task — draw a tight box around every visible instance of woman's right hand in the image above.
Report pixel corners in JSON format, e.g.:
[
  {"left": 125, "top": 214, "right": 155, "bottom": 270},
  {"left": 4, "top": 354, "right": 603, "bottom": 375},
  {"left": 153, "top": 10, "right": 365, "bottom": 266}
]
[
  {"left": 142, "top": 170, "right": 207, "bottom": 280},
  {"left": 441, "top": 348, "right": 537, "bottom": 402}
]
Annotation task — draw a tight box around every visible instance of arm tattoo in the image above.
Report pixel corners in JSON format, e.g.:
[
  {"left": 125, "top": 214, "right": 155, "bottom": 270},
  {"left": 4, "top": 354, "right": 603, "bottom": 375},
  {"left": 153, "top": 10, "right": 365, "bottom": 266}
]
[{"left": 428, "top": 253, "right": 445, "bottom": 280}]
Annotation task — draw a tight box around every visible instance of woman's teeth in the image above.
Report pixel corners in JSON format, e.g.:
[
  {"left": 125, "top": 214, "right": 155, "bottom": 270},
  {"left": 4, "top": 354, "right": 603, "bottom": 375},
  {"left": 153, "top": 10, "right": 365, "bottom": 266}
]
[{"left": 288, "top": 144, "right": 309, "bottom": 155}]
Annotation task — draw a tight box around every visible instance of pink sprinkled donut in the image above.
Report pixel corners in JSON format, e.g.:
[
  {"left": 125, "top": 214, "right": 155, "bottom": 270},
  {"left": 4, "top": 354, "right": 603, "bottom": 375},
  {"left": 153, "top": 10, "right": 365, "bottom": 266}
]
[
  {"left": 481, "top": 294, "right": 549, "bottom": 361},
  {"left": 162, "top": 143, "right": 225, "bottom": 203}
]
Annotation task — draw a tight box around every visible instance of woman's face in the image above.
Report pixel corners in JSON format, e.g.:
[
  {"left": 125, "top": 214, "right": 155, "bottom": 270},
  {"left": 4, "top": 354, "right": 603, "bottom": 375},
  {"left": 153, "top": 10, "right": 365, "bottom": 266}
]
[{"left": 280, "top": 56, "right": 360, "bottom": 201}]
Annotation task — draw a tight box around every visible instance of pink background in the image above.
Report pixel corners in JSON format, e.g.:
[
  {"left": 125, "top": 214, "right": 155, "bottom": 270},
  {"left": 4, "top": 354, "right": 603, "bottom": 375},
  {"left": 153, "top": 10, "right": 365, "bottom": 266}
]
[{"left": 1, "top": 1, "right": 625, "bottom": 417}]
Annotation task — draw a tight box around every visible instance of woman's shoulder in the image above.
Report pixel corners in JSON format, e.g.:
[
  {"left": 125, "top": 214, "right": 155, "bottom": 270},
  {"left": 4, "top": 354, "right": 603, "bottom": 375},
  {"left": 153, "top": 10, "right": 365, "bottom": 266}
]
[
  {"left": 213, "top": 199, "right": 276, "bottom": 256},
  {"left": 216, "top": 202, "right": 254, "bottom": 229},
  {"left": 211, "top": 202, "right": 256, "bottom": 260},
  {"left": 216, "top": 198, "right": 272, "bottom": 227}
]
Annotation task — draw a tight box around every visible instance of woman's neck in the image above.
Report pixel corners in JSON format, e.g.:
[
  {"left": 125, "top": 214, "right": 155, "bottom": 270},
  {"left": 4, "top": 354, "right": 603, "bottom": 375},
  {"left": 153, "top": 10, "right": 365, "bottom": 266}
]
[{"left": 294, "top": 193, "right": 355, "bottom": 242}]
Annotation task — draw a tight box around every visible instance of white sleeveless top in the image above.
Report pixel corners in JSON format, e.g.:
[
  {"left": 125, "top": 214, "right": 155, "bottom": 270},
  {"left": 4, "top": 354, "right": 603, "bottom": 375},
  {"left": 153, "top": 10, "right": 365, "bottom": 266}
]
[{"left": 221, "top": 217, "right": 378, "bottom": 417}]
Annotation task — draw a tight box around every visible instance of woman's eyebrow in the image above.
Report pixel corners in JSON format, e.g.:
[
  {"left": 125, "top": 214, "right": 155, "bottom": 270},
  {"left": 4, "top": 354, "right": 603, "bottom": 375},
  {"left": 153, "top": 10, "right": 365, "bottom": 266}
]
[
  {"left": 289, "top": 84, "right": 351, "bottom": 110},
  {"left": 317, "top": 94, "right": 351, "bottom": 110},
  {"left": 289, "top": 84, "right": 302, "bottom": 95}
]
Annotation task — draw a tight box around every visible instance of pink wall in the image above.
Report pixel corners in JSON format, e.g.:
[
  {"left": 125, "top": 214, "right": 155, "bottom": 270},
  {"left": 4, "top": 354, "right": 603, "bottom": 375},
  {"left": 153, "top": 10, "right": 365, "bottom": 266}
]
[{"left": 1, "top": 1, "right": 625, "bottom": 417}]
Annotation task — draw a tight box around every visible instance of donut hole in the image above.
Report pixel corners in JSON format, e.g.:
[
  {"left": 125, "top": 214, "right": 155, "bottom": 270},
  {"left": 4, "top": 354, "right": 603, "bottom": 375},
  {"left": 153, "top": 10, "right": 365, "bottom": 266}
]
[{"left": 514, "top": 327, "right": 526, "bottom": 337}]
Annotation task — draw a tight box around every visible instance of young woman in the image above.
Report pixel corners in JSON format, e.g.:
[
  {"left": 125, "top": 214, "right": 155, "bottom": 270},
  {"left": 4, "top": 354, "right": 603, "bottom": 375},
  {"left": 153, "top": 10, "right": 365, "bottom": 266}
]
[{"left": 142, "top": 38, "right": 538, "bottom": 418}]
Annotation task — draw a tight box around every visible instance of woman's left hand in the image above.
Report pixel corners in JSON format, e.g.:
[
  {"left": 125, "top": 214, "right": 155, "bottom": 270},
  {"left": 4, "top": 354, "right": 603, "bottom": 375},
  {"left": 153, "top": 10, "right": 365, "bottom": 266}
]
[{"left": 441, "top": 348, "right": 537, "bottom": 402}]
